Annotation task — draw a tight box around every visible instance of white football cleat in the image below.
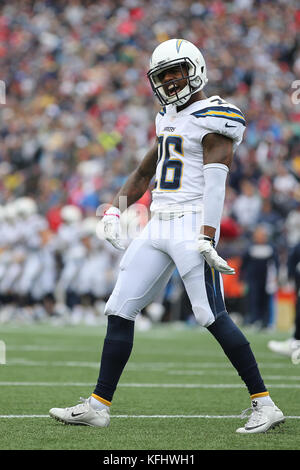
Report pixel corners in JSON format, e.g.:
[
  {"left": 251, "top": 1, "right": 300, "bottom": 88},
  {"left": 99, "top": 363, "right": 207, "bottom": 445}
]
[
  {"left": 49, "top": 397, "right": 110, "bottom": 427},
  {"left": 268, "top": 338, "right": 300, "bottom": 357},
  {"left": 236, "top": 400, "right": 285, "bottom": 434}
]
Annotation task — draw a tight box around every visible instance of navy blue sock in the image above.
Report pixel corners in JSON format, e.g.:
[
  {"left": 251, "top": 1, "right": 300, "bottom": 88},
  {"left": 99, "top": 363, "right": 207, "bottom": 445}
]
[
  {"left": 93, "top": 315, "right": 134, "bottom": 403},
  {"left": 207, "top": 313, "right": 267, "bottom": 396}
]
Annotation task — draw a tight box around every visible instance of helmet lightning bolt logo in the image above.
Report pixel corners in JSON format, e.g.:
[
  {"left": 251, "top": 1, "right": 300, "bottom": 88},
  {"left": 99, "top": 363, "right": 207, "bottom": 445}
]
[{"left": 176, "top": 39, "right": 183, "bottom": 53}]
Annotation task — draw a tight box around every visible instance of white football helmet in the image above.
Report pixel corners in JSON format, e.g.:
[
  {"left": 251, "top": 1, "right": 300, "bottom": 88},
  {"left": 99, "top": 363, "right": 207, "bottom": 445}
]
[
  {"left": 61, "top": 205, "right": 82, "bottom": 224},
  {"left": 14, "top": 197, "right": 37, "bottom": 218},
  {"left": 3, "top": 202, "right": 18, "bottom": 221},
  {"left": 80, "top": 217, "right": 98, "bottom": 238},
  {"left": 147, "top": 39, "right": 208, "bottom": 106}
]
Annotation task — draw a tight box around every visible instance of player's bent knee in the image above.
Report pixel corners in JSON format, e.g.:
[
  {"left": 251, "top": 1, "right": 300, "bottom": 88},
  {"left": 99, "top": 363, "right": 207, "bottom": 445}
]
[
  {"left": 192, "top": 305, "right": 215, "bottom": 327},
  {"left": 104, "top": 296, "right": 140, "bottom": 322}
]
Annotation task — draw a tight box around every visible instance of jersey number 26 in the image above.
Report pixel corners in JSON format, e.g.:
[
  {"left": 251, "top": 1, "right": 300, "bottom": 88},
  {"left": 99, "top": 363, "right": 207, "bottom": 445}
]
[{"left": 156, "top": 135, "right": 184, "bottom": 191}]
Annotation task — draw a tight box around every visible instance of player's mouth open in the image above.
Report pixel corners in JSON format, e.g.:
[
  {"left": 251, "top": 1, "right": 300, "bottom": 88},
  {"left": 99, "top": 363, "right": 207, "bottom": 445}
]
[{"left": 167, "top": 83, "right": 181, "bottom": 96}]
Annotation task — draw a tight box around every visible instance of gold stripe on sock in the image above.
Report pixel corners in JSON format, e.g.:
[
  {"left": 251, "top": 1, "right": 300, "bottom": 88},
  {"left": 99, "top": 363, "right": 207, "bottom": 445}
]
[
  {"left": 250, "top": 391, "right": 270, "bottom": 399},
  {"left": 91, "top": 393, "right": 111, "bottom": 407}
]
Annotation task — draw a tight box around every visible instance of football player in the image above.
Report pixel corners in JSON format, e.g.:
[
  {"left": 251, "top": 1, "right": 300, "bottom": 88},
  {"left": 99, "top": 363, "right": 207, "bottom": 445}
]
[
  {"left": 268, "top": 240, "right": 300, "bottom": 358},
  {"left": 50, "top": 39, "right": 284, "bottom": 433},
  {"left": 54, "top": 205, "right": 83, "bottom": 314}
]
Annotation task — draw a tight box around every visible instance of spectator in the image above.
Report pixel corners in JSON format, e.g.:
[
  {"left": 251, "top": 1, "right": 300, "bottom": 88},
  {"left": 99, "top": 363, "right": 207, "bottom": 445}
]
[
  {"left": 231, "top": 180, "right": 262, "bottom": 231},
  {"left": 268, "top": 241, "right": 300, "bottom": 357},
  {"left": 285, "top": 203, "right": 300, "bottom": 248},
  {"left": 256, "top": 198, "right": 283, "bottom": 242},
  {"left": 0, "top": 0, "right": 299, "bottom": 326},
  {"left": 240, "top": 225, "right": 279, "bottom": 329}
]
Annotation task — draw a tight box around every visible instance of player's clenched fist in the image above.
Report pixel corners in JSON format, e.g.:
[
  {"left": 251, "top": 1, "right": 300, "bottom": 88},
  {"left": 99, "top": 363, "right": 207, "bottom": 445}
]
[
  {"left": 102, "top": 206, "right": 125, "bottom": 251},
  {"left": 197, "top": 235, "right": 235, "bottom": 275}
]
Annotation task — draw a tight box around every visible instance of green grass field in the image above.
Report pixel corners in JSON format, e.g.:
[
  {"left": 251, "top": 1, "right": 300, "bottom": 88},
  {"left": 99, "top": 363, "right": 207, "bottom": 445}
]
[{"left": 0, "top": 320, "right": 299, "bottom": 451}]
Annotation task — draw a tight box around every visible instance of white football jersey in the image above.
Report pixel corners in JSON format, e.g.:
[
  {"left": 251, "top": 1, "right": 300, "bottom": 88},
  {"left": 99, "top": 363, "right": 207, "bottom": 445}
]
[{"left": 150, "top": 95, "right": 245, "bottom": 213}]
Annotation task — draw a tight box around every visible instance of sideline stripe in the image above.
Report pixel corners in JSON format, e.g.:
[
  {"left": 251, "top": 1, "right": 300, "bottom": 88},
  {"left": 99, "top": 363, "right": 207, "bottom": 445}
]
[
  {"left": 0, "top": 381, "right": 300, "bottom": 389},
  {"left": 0, "top": 414, "right": 299, "bottom": 419}
]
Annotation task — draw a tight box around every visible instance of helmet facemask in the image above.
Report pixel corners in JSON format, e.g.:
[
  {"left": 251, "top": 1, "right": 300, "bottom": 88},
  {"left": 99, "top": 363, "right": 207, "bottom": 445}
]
[{"left": 147, "top": 57, "right": 203, "bottom": 106}]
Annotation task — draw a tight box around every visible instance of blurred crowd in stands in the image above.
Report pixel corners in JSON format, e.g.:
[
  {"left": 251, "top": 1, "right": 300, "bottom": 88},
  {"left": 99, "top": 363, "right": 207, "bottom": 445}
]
[{"left": 0, "top": 0, "right": 299, "bottom": 329}]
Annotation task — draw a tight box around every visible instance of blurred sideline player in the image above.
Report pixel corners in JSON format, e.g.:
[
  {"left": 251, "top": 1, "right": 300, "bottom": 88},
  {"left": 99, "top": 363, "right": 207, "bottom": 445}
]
[
  {"left": 0, "top": 202, "right": 24, "bottom": 318},
  {"left": 54, "top": 211, "right": 114, "bottom": 324},
  {"left": 54, "top": 205, "right": 83, "bottom": 315},
  {"left": 70, "top": 217, "right": 112, "bottom": 325},
  {"left": 0, "top": 198, "right": 56, "bottom": 321},
  {"left": 50, "top": 39, "right": 284, "bottom": 433},
  {"left": 268, "top": 240, "right": 300, "bottom": 357},
  {"left": 16, "top": 198, "right": 49, "bottom": 311}
]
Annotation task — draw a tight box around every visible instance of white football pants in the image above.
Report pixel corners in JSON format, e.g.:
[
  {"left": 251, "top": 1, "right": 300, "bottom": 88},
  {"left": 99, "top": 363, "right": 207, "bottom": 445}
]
[{"left": 105, "top": 212, "right": 226, "bottom": 327}]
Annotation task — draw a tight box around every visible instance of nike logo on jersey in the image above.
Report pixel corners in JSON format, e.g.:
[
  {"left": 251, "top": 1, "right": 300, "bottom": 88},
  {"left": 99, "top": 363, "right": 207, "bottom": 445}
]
[
  {"left": 225, "top": 122, "right": 237, "bottom": 128},
  {"left": 163, "top": 126, "right": 176, "bottom": 132}
]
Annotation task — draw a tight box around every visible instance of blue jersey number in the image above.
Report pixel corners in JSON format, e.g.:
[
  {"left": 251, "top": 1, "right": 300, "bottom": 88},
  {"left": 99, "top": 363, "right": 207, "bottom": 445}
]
[{"left": 157, "top": 135, "right": 184, "bottom": 191}]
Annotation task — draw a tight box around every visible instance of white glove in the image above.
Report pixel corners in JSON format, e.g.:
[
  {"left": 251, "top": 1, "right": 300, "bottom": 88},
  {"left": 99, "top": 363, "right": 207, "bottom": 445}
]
[
  {"left": 102, "top": 206, "right": 125, "bottom": 250},
  {"left": 197, "top": 236, "right": 235, "bottom": 275}
]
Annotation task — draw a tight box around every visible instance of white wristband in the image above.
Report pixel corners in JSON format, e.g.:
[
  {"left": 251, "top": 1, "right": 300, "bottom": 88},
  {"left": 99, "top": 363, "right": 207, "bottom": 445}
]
[{"left": 104, "top": 206, "right": 121, "bottom": 218}]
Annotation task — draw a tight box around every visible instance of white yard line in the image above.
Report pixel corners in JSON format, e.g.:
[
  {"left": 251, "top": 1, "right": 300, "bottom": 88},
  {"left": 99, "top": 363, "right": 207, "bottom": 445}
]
[
  {"left": 5, "top": 358, "right": 297, "bottom": 370},
  {"left": 168, "top": 371, "right": 300, "bottom": 380},
  {"left": 5, "top": 345, "right": 280, "bottom": 359},
  {"left": 0, "top": 381, "right": 300, "bottom": 389},
  {"left": 0, "top": 414, "right": 299, "bottom": 419}
]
